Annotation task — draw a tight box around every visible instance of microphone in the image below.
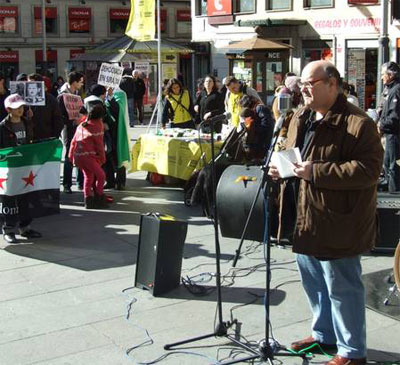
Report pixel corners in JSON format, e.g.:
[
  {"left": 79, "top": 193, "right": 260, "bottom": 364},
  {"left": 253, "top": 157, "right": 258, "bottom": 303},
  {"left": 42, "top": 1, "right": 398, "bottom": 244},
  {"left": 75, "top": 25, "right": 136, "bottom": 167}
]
[{"left": 277, "top": 93, "right": 292, "bottom": 114}]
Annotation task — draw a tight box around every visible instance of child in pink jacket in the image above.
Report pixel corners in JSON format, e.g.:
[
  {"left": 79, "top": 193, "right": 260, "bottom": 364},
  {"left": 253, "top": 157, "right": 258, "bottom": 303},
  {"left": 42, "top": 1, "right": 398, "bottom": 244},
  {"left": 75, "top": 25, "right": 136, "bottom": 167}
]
[{"left": 69, "top": 104, "right": 108, "bottom": 209}]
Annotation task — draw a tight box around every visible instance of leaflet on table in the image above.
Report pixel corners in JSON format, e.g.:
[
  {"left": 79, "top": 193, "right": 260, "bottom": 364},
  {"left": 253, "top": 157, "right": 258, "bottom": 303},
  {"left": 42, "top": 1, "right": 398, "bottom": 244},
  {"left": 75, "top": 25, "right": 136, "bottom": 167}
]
[{"left": 270, "top": 148, "right": 302, "bottom": 179}]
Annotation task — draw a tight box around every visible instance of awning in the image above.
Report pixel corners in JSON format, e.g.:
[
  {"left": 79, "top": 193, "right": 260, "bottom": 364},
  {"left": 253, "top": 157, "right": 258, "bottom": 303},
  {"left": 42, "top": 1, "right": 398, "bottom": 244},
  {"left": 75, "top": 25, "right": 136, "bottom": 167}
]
[
  {"left": 225, "top": 36, "right": 294, "bottom": 51},
  {"left": 235, "top": 19, "right": 307, "bottom": 27},
  {"left": 70, "top": 35, "right": 193, "bottom": 63}
]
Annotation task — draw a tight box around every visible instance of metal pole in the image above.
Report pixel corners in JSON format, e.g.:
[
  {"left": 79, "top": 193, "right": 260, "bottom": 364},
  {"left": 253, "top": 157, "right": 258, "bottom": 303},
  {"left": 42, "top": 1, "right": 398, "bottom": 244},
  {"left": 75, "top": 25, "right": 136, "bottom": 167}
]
[
  {"left": 156, "top": 0, "right": 162, "bottom": 130},
  {"left": 41, "top": 0, "right": 47, "bottom": 75},
  {"left": 377, "top": 0, "right": 389, "bottom": 105}
]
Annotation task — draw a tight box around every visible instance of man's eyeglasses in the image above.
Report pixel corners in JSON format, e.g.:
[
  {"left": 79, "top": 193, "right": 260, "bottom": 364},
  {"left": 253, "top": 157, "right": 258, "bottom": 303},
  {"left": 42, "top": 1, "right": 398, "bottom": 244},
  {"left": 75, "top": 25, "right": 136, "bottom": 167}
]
[{"left": 297, "top": 78, "right": 327, "bottom": 89}]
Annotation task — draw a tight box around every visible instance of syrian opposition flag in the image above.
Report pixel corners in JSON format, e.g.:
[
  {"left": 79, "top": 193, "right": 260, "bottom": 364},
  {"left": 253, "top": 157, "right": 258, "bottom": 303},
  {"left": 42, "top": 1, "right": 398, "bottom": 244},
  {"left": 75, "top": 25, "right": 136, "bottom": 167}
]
[{"left": 0, "top": 139, "right": 63, "bottom": 218}]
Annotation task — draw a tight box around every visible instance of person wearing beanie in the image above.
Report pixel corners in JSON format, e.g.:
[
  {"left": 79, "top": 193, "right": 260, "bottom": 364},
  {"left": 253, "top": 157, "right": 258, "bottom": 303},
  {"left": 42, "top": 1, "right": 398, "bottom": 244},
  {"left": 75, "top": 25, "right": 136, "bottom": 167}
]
[{"left": 16, "top": 73, "right": 27, "bottom": 82}]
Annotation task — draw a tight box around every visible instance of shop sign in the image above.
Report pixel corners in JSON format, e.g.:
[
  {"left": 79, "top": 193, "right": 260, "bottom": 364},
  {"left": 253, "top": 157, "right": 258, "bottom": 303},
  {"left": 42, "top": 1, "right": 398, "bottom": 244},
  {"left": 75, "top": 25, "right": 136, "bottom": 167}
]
[
  {"left": 0, "top": 6, "right": 18, "bottom": 17},
  {"left": 34, "top": 7, "right": 57, "bottom": 19},
  {"left": 314, "top": 16, "right": 380, "bottom": 33},
  {"left": 207, "top": 0, "right": 232, "bottom": 17},
  {"left": 0, "top": 51, "right": 18, "bottom": 63},
  {"left": 110, "top": 9, "right": 130, "bottom": 20},
  {"left": 177, "top": 10, "right": 190, "bottom": 21},
  {"left": 70, "top": 49, "right": 85, "bottom": 59},
  {"left": 68, "top": 7, "right": 91, "bottom": 19},
  {"left": 266, "top": 52, "right": 281, "bottom": 59},
  {"left": 162, "top": 54, "right": 176, "bottom": 62},
  {"left": 70, "top": 19, "right": 90, "bottom": 32}
]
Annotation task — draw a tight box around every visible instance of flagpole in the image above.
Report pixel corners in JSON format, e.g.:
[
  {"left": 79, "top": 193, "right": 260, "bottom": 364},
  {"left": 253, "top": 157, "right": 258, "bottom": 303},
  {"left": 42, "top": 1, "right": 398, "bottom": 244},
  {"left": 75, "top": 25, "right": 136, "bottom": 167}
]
[{"left": 156, "top": 0, "right": 162, "bottom": 130}]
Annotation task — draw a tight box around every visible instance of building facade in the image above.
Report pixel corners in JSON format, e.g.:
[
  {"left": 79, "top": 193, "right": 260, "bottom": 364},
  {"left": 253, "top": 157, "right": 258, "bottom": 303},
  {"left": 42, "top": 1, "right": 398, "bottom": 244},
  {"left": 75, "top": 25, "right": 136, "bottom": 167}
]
[
  {"left": 0, "top": 0, "right": 192, "bottom": 85},
  {"left": 191, "top": 0, "right": 400, "bottom": 109}
]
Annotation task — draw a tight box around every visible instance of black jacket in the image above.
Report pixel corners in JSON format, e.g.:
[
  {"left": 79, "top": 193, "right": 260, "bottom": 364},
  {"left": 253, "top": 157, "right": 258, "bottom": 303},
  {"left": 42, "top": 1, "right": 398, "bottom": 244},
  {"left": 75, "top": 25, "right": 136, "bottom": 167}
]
[
  {"left": 195, "top": 90, "right": 225, "bottom": 123},
  {"left": 0, "top": 115, "right": 34, "bottom": 148},
  {"left": 119, "top": 76, "right": 135, "bottom": 99},
  {"left": 31, "top": 92, "right": 63, "bottom": 140},
  {"left": 380, "top": 79, "right": 400, "bottom": 135},
  {"left": 133, "top": 78, "right": 146, "bottom": 99}
]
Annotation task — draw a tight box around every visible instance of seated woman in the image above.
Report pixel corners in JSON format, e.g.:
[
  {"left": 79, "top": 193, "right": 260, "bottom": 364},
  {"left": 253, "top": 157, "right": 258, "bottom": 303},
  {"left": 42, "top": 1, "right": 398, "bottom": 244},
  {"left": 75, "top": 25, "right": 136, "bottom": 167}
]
[{"left": 162, "top": 78, "right": 195, "bottom": 129}]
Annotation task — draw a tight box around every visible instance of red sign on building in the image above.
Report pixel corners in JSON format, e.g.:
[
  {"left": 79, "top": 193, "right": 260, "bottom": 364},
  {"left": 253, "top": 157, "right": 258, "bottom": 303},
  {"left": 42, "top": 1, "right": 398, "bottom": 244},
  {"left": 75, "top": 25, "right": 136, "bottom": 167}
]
[
  {"left": 207, "top": 0, "right": 232, "bottom": 17},
  {"left": 68, "top": 7, "right": 91, "bottom": 32},
  {"left": 177, "top": 10, "right": 191, "bottom": 22},
  {"left": 33, "top": 7, "right": 57, "bottom": 19},
  {"left": 0, "top": 51, "right": 18, "bottom": 63},
  {"left": 35, "top": 50, "right": 58, "bottom": 62},
  {"left": 70, "top": 49, "right": 85, "bottom": 59},
  {"left": 110, "top": 8, "right": 130, "bottom": 19},
  {"left": 0, "top": 6, "right": 18, "bottom": 17}
]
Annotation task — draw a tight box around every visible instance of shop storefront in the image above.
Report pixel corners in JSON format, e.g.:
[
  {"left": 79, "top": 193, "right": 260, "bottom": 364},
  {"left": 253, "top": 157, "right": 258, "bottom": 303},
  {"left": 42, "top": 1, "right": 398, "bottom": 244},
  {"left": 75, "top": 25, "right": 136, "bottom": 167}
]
[
  {"left": 0, "top": 51, "right": 19, "bottom": 86},
  {"left": 227, "top": 49, "right": 290, "bottom": 105},
  {"left": 33, "top": 6, "right": 57, "bottom": 36},
  {"left": 109, "top": 8, "right": 130, "bottom": 35}
]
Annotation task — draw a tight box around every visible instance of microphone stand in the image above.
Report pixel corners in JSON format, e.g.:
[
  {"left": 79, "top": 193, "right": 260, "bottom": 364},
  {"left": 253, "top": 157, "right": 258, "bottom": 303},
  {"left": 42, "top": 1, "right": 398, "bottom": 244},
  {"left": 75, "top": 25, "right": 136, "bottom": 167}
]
[{"left": 164, "top": 114, "right": 236, "bottom": 350}]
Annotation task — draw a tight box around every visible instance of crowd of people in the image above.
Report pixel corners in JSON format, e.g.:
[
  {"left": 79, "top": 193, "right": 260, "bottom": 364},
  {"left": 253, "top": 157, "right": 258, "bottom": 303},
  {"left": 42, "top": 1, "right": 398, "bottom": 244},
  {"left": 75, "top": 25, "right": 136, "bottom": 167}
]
[{"left": 0, "top": 59, "right": 399, "bottom": 364}]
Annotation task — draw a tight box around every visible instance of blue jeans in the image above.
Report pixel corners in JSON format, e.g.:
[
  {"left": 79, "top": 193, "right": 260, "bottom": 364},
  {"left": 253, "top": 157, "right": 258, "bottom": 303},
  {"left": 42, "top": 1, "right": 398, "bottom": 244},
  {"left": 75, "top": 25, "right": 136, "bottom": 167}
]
[
  {"left": 127, "top": 97, "right": 135, "bottom": 126},
  {"left": 296, "top": 254, "right": 366, "bottom": 358}
]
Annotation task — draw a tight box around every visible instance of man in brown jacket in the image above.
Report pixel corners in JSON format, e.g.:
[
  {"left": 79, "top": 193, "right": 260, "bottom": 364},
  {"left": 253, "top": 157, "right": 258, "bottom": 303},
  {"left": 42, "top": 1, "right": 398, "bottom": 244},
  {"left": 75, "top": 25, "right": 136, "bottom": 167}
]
[{"left": 269, "top": 61, "right": 383, "bottom": 365}]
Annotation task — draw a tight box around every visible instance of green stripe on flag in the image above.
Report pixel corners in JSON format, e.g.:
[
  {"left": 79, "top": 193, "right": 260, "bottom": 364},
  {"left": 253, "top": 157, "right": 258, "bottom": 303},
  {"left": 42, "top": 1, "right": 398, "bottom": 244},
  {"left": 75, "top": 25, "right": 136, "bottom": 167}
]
[{"left": 0, "top": 139, "right": 63, "bottom": 168}]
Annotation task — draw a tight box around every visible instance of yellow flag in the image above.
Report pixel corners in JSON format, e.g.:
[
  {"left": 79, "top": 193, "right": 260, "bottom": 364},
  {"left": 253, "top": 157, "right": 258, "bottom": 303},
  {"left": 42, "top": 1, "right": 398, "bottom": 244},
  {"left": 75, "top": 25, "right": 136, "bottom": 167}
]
[{"left": 125, "top": 0, "right": 155, "bottom": 41}]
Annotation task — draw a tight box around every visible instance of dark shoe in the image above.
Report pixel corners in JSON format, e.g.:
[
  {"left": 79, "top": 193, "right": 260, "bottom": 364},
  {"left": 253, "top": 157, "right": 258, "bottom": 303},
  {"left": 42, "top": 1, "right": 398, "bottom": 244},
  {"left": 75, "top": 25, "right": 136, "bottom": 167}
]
[
  {"left": 63, "top": 186, "right": 72, "bottom": 194},
  {"left": 85, "top": 196, "right": 96, "bottom": 209},
  {"left": 325, "top": 355, "right": 366, "bottom": 365},
  {"left": 3, "top": 233, "right": 18, "bottom": 243},
  {"left": 20, "top": 229, "right": 42, "bottom": 239},
  {"left": 103, "top": 183, "right": 115, "bottom": 190},
  {"left": 291, "top": 335, "right": 337, "bottom": 354},
  {"left": 94, "top": 194, "right": 109, "bottom": 209},
  {"left": 116, "top": 184, "right": 125, "bottom": 191}
]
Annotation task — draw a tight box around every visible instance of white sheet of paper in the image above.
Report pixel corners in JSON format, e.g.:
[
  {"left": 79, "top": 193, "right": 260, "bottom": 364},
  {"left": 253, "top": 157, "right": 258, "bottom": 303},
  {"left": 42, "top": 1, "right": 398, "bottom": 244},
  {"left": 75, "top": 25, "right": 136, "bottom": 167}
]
[{"left": 271, "top": 147, "right": 302, "bottom": 179}]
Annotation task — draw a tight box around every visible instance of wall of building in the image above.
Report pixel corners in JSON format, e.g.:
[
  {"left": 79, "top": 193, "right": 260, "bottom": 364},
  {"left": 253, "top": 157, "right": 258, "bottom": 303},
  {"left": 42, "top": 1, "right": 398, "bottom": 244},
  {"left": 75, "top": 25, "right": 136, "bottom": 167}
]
[{"left": 0, "top": 0, "right": 191, "bottom": 82}]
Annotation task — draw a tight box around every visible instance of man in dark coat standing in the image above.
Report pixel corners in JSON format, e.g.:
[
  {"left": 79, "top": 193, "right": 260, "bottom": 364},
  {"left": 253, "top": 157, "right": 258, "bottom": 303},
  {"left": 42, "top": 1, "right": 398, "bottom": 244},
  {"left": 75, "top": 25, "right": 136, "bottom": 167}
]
[
  {"left": 269, "top": 61, "right": 383, "bottom": 364},
  {"left": 119, "top": 68, "right": 135, "bottom": 127},
  {"left": 28, "top": 74, "right": 63, "bottom": 141},
  {"left": 132, "top": 69, "right": 146, "bottom": 125},
  {"left": 379, "top": 61, "right": 400, "bottom": 192}
]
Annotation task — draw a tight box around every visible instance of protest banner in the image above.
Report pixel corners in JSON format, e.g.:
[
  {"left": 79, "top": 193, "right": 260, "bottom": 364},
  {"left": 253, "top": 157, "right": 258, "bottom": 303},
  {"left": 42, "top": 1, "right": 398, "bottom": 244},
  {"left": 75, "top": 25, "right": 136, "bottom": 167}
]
[
  {"left": 62, "top": 94, "right": 83, "bottom": 121},
  {"left": 97, "top": 63, "right": 124, "bottom": 89},
  {"left": 10, "top": 81, "right": 46, "bottom": 106},
  {"left": 125, "top": 0, "right": 155, "bottom": 41}
]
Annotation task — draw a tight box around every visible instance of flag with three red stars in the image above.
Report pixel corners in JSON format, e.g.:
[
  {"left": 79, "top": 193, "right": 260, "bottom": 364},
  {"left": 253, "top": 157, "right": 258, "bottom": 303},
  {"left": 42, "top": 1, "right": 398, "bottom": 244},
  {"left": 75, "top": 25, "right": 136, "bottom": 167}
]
[{"left": 0, "top": 139, "right": 63, "bottom": 218}]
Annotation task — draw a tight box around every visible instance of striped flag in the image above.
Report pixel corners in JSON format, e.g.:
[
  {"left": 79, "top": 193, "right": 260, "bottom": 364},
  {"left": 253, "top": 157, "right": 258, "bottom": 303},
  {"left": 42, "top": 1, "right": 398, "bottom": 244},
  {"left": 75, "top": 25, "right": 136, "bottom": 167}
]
[
  {"left": 125, "top": 0, "right": 155, "bottom": 41},
  {"left": 0, "top": 139, "right": 63, "bottom": 218}
]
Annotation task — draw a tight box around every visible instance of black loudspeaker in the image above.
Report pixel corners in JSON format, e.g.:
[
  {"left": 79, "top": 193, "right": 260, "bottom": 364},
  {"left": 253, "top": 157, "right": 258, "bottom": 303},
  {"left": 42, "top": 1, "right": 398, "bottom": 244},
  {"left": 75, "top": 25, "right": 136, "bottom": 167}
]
[
  {"left": 135, "top": 213, "right": 187, "bottom": 296},
  {"left": 217, "top": 165, "right": 265, "bottom": 242},
  {"left": 375, "top": 193, "right": 400, "bottom": 253}
]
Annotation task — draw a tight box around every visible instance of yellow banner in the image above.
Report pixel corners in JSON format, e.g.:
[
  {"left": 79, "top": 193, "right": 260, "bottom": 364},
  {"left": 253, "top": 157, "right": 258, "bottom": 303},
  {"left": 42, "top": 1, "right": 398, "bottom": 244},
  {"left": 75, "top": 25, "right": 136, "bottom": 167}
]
[{"left": 125, "top": 0, "right": 155, "bottom": 41}]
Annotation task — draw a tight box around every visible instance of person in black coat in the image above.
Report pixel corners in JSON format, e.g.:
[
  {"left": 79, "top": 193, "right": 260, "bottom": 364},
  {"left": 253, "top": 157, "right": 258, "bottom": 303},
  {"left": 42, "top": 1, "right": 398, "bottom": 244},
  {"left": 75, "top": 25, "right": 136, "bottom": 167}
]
[
  {"left": 28, "top": 74, "right": 63, "bottom": 141},
  {"left": 119, "top": 68, "right": 135, "bottom": 127},
  {"left": 0, "top": 72, "right": 10, "bottom": 122},
  {"left": 239, "top": 94, "right": 275, "bottom": 161},
  {"left": 379, "top": 61, "right": 400, "bottom": 192},
  {"left": 132, "top": 70, "right": 146, "bottom": 125},
  {"left": 194, "top": 75, "right": 225, "bottom": 133}
]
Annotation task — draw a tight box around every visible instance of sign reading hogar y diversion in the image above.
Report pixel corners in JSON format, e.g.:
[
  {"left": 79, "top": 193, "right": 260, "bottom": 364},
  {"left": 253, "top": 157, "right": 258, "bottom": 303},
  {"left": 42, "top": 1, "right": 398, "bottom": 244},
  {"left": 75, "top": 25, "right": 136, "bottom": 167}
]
[{"left": 97, "top": 63, "right": 124, "bottom": 89}]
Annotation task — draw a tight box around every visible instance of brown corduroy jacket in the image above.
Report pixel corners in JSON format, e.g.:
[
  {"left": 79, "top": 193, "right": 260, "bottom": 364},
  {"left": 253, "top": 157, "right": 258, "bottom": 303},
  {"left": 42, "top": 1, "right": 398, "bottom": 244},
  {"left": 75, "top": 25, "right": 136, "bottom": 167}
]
[{"left": 279, "top": 93, "right": 384, "bottom": 258}]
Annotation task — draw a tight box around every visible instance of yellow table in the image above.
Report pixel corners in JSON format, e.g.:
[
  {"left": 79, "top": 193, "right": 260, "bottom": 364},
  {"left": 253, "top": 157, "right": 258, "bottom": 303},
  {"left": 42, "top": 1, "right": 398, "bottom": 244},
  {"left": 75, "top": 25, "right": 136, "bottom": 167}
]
[{"left": 130, "top": 133, "right": 221, "bottom": 181}]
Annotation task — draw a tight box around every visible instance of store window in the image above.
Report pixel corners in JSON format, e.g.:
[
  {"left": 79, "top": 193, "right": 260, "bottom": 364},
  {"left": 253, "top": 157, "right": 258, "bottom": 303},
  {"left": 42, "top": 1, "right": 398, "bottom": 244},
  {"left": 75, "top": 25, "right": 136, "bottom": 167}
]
[
  {"left": 0, "top": 6, "right": 18, "bottom": 34},
  {"left": 33, "top": 7, "right": 57, "bottom": 36},
  {"left": 0, "top": 51, "right": 19, "bottom": 86},
  {"left": 68, "top": 7, "right": 91, "bottom": 34},
  {"left": 234, "top": 0, "right": 255, "bottom": 13},
  {"left": 176, "top": 10, "right": 191, "bottom": 35},
  {"left": 267, "top": 0, "right": 292, "bottom": 10},
  {"left": 302, "top": 40, "right": 333, "bottom": 67},
  {"left": 196, "top": 0, "right": 207, "bottom": 16},
  {"left": 109, "top": 8, "right": 129, "bottom": 35},
  {"left": 304, "top": 0, "right": 333, "bottom": 7}
]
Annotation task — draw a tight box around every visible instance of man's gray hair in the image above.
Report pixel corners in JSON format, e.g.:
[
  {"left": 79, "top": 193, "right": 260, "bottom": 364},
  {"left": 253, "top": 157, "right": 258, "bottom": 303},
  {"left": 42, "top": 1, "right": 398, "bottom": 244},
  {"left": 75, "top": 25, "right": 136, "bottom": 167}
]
[{"left": 382, "top": 61, "right": 400, "bottom": 79}]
